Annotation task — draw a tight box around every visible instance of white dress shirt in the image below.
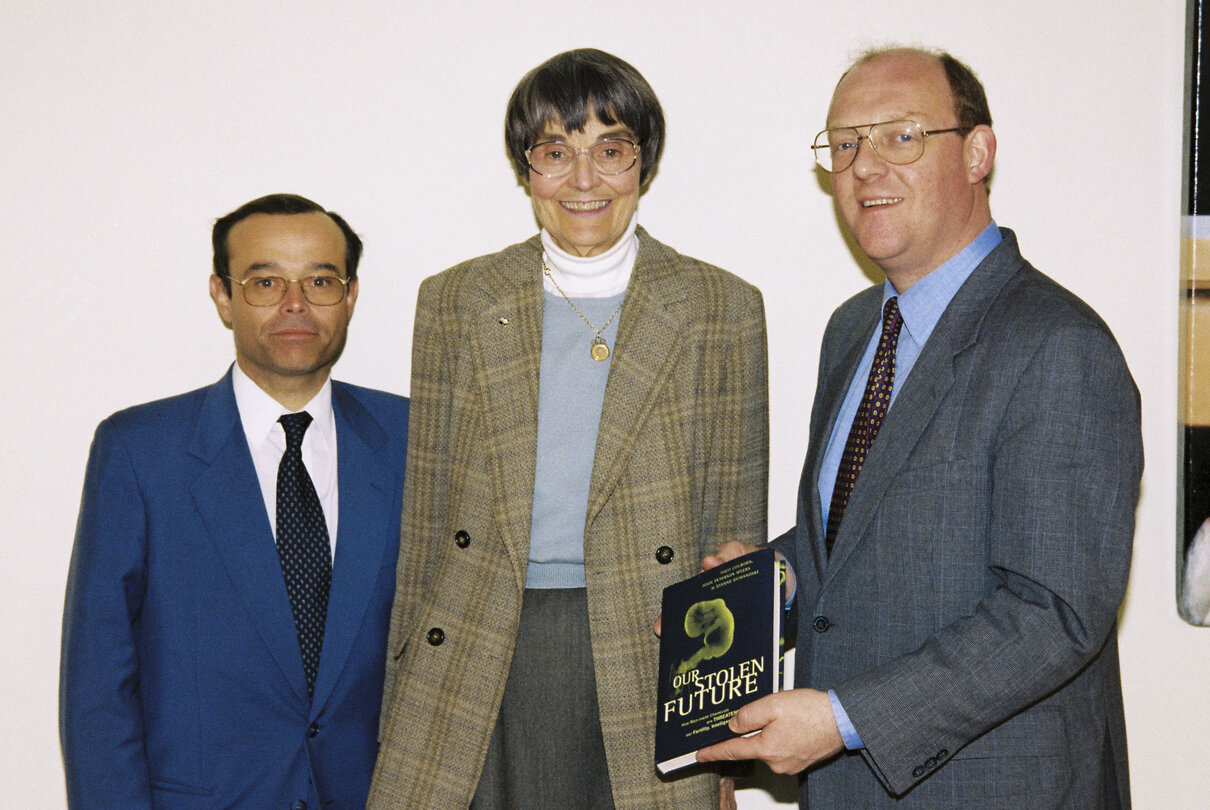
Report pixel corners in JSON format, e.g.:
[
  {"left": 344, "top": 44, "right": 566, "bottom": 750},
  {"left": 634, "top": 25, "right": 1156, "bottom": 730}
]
[{"left": 231, "top": 364, "right": 339, "bottom": 558}]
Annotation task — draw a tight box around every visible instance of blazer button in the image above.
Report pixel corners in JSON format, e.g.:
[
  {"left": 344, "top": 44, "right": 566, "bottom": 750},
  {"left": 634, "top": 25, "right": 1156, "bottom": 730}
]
[
  {"left": 290, "top": 801, "right": 307, "bottom": 810},
  {"left": 923, "top": 756, "right": 937, "bottom": 769},
  {"left": 911, "top": 765, "right": 925, "bottom": 778},
  {"left": 935, "top": 749, "right": 949, "bottom": 759},
  {"left": 655, "top": 546, "right": 675, "bottom": 564},
  {"left": 812, "top": 616, "right": 831, "bottom": 633},
  {"left": 427, "top": 628, "right": 445, "bottom": 646},
  {"left": 307, "top": 721, "right": 319, "bottom": 738},
  {"left": 454, "top": 529, "right": 471, "bottom": 548}
]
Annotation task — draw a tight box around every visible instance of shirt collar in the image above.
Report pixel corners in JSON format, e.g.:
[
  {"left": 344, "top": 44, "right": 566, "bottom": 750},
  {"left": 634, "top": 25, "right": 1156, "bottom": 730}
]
[
  {"left": 883, "top": 221, "right": 1002, "bottom": 349},
  {"left": 231, "top": 363, "right": 336, "bottom": 450}
]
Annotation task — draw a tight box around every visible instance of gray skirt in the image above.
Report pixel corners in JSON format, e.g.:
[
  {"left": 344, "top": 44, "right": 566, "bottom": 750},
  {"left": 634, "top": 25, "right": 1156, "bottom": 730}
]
[{"left": 471, "top": 588, "right": 616, "bottom": 809}]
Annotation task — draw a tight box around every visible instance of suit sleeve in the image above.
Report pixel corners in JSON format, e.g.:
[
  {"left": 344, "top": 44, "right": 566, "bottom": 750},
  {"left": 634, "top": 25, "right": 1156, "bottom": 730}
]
[
  {"left": 768, "top": 526, "right": 796, "bottom": 556},
  {"left": 838, "top": 322, "right": 1142, "bottom": 795},
  {"left": 60, "top": 419, "right": 153, "bottom": 808},
  {"left": 381, "top": 275, "right": 452, "bottom": 724},
  {"left": 701, "top": 280, "right": 768, "bottom": 553}
]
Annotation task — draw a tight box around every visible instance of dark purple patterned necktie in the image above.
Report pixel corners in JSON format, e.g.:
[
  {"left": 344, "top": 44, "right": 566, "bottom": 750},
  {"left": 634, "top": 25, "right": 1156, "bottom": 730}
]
[
  {"left": 276, "top": 411, "right": 331, "bottom": 698},
  {"left": 825, "top": 297, "right": 903, "bottom": 556}
]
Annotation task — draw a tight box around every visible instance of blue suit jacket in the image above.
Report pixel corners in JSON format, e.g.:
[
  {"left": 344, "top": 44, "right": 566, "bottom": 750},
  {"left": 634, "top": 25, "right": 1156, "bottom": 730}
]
[{"left": 60, "top": 369, "right": 408, "bottom": 809}]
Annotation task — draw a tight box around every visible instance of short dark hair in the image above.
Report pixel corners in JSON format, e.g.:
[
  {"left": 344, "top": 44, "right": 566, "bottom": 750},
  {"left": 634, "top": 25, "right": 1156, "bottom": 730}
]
[
  {"left": 211, "top": 193, "right": 363, "bottom": 293},
  {"left": 936, "top": 52, "right": 992, "bottom": 132},
  {"left": 505, "top": 48, "right": 665, "bottom": 184}
]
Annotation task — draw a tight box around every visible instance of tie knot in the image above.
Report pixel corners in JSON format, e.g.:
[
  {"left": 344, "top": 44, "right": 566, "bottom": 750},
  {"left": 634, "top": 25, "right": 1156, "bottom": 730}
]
[
  {"left": 279, "top": 411, "right": 314, "bottom": 449},
  {"left": 882, "top": 296, "right": 903, "bottom": 333}
]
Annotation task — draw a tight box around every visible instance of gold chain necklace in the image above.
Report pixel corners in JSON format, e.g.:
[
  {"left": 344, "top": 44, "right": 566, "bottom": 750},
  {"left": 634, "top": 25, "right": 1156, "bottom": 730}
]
[{"left": 541, "top": 254, "right": 624, "bottom": 362}]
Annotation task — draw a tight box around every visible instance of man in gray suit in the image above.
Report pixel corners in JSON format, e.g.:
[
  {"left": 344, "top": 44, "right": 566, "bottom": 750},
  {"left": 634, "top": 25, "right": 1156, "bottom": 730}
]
[{"left": 697, "top": 47, "right": 1143, "bottom": 807}]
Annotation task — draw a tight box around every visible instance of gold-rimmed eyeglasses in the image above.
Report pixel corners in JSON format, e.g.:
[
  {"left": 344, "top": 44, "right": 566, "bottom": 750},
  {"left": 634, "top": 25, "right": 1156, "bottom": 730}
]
[
  {"left": 811, "top": 120, "right": 970, "bottom": 173},
  {"left": 525, "top": 139, "right": 640, "bottom": 178},
  {"left": 227, "top": 274, "right": 351, "bottom": 306}
]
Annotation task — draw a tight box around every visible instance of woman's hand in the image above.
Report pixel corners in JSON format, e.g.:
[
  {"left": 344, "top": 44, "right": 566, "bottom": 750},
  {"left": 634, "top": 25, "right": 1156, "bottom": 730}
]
[
  {"left": 701, "top": 541, "right": 762, "bottom": 572},
  {"left": 655, "top": 541, "right": 767, "bottom": 637}
]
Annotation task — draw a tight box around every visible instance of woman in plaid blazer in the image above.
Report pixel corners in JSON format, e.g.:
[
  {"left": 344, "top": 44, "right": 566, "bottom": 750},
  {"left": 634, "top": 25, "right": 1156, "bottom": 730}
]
[{"left": 370, "top": 48, "right": 768, "bottom": 809}]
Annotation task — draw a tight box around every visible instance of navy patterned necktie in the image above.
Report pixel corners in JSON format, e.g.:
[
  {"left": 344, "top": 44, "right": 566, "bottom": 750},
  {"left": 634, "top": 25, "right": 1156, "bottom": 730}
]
[
  {"left": 276, "top": 411, "right": 332, "bottom": 698},
  {"left": 825, "top": 297, "right": 903, "bottom": 556}
]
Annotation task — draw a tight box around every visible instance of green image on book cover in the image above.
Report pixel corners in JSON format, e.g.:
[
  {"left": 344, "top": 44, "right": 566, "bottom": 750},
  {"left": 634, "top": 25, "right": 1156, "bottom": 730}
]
[{"left": 655, "top": 547, "right": 785, "bottom": 774}]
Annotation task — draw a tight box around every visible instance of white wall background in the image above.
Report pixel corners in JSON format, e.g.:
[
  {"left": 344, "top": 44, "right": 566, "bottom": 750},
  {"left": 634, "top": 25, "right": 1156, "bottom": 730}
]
[{"left": 1, "top": 1, "right": 1200, "bottom": 806}]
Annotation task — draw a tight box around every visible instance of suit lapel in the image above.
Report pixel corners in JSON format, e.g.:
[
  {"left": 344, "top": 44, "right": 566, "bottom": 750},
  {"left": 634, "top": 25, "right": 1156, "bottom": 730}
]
[
  {"left": 821, "top": 326, "right": 959, "bottom": 583},
  {"left": 798, "top": 306, "right": 878, "bottom": 603},
  {"left": 310, "top": 383, "right": 393, "bottom": 713},
  {"left": 468, "top": 238, "right": 544, "bottom": 591},
  {"left": 586, "top": 231, "right": 690, "bottom": 526},
  {"left": 820, "top": 237, "right": 1022, "bottom": 589},
  {"left": 189, "top": 372, "right": 309, "bottom": 702}
]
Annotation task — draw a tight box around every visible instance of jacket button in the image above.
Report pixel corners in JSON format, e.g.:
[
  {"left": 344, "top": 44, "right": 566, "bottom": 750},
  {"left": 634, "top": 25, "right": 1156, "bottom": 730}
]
[
  {"left": 307, "top": 721, "right": 319, "bottom": 738},
  {"left": 812, "top": 616, "right": 831, "bottom": 633},
  {"left": 454, "top": 529, "right": 471, "bottom": 548},
  {"left": 923, "top": 756, "right": 937, "bottom": 769},
  {"left": 427, "top": 628, "right": 445, "bottom": 646},
  {"left": 936, "top": 749, "right": 948, "bottom": 759},
  {"left": 911, "top": 765, "right": 925, "bottom": 778},
  {"left": 655, "top": 546, "right": 675, "bottom": 564},
  {"left": 290, "top": 801, "right": 307, "bottom": 810}
]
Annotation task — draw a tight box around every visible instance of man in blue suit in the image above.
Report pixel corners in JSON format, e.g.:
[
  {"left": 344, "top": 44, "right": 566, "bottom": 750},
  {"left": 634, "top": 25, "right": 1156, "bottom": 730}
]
[
  {"left": 60, "top": 193, "right": 408, "bottom": 809},
  {"left": 698, "top": 48, "right": 1142, "bottom": 807}
]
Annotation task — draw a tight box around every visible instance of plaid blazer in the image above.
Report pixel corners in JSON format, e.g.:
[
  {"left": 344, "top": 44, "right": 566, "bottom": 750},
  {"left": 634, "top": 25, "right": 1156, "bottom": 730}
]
[{"left": 369, "top": 229, "right": 768, "bottom": 809}]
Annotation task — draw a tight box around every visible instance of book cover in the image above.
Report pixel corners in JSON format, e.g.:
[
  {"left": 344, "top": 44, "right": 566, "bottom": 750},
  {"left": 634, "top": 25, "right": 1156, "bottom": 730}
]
[{"left": 654, "top": 547, "right": 784, "bottom": 774}]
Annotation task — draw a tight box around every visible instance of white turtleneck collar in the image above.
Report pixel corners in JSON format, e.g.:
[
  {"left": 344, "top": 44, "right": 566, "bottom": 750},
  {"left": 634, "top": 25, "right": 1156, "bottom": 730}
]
[{"left": 540, "top": 213, "right": 638, "bottom": 298}]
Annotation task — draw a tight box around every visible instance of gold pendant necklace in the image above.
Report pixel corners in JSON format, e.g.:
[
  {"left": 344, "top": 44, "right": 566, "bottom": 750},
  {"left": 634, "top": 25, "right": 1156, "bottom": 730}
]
[{"left": 542, "top": 255, "right": 624, "bottom": 362}]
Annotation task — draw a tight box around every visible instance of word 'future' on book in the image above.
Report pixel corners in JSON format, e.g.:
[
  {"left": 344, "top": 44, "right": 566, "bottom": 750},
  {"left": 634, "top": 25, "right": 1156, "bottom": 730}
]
[{"left": 654, "top": 547, "right": 784, "bottom": 774}]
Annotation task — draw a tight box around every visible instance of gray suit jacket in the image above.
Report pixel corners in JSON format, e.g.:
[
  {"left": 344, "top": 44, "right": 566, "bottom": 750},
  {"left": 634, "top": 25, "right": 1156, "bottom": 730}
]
[{"left": 777, "top": 229, "right": 1142, "bottom": 808}]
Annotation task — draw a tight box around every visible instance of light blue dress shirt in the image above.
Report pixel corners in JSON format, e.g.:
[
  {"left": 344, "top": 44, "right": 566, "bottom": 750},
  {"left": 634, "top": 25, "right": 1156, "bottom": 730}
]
[{"left": 818, "top": 222, "right": 1002, "bottom": 749}]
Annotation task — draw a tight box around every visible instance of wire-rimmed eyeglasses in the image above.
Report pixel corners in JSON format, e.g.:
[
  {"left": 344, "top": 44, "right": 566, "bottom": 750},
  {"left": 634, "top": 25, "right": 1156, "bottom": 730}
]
[
  {"left": 227, "top": 275, "right": 351, "bottom": 306},
  {"left": 811, "top": 120, "right": 969, "bottom": 173},
  {"left": 525, "top": 139, "right": 640, "bottom": 178}
]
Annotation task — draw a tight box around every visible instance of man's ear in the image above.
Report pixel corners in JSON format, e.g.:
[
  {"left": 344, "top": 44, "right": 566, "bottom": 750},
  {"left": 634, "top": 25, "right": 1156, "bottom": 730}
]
[
  {"left": 964, "top": 125, "right": 996, "bottom": 184},
  {"left": 344, "top": 277, "right": 359, "bottom": 318},
  {"left": 209, "top": 274, "right": 234, "bottom": 329}
]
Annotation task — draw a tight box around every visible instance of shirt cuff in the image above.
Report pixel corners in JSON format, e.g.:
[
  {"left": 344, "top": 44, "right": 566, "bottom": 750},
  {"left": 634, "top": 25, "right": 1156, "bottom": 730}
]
[{"left": 828, "top": 689, "right": 865, "bottom": 750}]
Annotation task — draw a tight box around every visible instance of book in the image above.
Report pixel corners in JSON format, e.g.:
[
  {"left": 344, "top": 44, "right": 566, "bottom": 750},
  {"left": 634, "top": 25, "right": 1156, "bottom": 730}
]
[{"left": 654, "top": 547, "right": 785, "bottom": 774}]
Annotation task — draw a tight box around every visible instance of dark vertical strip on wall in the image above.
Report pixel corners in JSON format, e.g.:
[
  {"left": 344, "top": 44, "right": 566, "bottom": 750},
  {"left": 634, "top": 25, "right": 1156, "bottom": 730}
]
[
  {"left": 1185, "top": 0, "right": 1209, "bottom": 562},
  {"left": 1190, "top": 0, "right": 1207, "bottom": 216}
]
